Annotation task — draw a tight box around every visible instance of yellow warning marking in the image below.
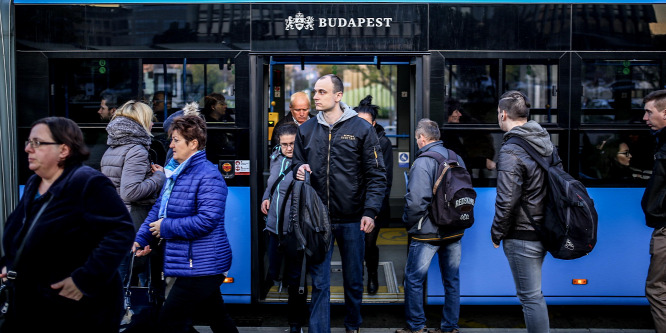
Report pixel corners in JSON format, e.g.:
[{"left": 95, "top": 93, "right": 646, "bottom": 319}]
[{"left": 376, "top": 228, "right": 408, "bottom": 245}]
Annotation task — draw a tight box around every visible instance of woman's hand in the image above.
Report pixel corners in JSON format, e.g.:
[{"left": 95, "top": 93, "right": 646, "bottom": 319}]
[
  {"left": 133, "top": 242, "right": 152, "bottom": 257},
  {"left": 51, "top": 277, "right": 83, "bottom": 301},
  {"left": 150, "top": 218, "right": 163, "bottom": 238},
  {"left": 261, "top": 199, "right": 270, "bottom": 215},
  {"left": 151, "top": 164, "right": 164, "bottom": 173}
]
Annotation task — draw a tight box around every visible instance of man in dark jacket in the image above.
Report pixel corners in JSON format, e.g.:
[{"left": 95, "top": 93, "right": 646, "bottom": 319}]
[
  {"left": 491, "top": 91, "right": 553, "bottom": 333},
  {"left": 399, "top": 118, "right": 466, "bottom": 333},
  {"left": 642, "top": 89, "right": 666, "bottom": 332},
  {"left": 293, "top": 74, "right": 387, "bottom": 333}
]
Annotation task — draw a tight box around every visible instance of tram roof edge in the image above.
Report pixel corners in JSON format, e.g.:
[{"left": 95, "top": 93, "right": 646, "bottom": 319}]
[{"left": 12, "top": 0, "right": 666, "bottom": 4}]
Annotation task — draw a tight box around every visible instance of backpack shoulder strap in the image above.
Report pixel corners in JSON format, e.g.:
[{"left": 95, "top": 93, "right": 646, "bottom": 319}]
[
  {"left": 505, "top": 136, "right": 551, "bottom": 170},
  {"left": 418, "top": 151, "right": 446, "bottom": 164},
  {"left": 269, "top": 167, "right": 293, "bottom": 200}
]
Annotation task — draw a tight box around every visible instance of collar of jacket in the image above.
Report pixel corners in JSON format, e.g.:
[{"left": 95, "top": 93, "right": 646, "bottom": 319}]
[
  {"left": 415, "top": 141, "right": 444, "bottom": 158},
  {"left": 315, "top": 101, "right": 357, "bottom": 127},
  {"left": 26, "top": 163, "right": 85, "bottom": 200}
]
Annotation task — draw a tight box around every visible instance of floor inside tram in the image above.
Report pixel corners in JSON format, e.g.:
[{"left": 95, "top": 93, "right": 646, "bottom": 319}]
[{"left": 264, "top": 227, "right": 408, "bottom": 304}]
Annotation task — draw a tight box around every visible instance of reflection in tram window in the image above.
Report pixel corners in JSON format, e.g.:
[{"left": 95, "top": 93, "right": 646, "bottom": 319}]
[
  {"left": 504, "top": 63, "right": 558, "bottom": 124},
  {"left": 581, "top": 60, "right": 661, "bottom": 124},
  {"left": 579, "top": 131, "right": 653, "bottom": 184},
  {"left": 444, "top": 61, "right": 499, "bottom": 124}
]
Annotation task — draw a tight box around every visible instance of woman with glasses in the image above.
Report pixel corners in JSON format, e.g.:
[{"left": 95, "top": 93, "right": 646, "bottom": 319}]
[
  {"left": 596, "top": 136, "right": 634, "bottom": 180},
  {"left": 1, "top": 117, "right": 134, "bottom": 332},
  {"left": 259, "top": 121, "right": 306, "bottom": 333}
]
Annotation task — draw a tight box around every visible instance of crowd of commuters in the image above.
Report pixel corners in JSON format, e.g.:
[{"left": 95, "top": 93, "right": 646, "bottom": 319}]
[{"left": 2, "top": 78, "right": 666, "bottom": 333}]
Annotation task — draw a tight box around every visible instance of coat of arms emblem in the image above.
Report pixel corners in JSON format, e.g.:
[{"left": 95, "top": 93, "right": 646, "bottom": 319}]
[{"left": 285, "top": 12, "right": 315, "bottom": 31}]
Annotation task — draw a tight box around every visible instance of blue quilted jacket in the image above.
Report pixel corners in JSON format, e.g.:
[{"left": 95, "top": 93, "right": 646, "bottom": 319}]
[{"left": 135, "top": 151, "right": 232, "bottom": 277}]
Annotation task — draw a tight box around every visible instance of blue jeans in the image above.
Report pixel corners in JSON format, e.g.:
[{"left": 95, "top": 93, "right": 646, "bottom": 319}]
[
  {"left": 404, "top": 240, "right": 461, "bottom": 332},
  {"left": 309, "top": 222, "right": 365, "bottom": 333},
  {"left": 503, "top": 239, "right": 550, "bottom": 333}
]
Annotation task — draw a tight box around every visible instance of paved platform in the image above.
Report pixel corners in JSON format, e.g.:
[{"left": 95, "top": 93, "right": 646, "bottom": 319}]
[{"left": 194, "top": 328, "right": 655, "bottom": 333}]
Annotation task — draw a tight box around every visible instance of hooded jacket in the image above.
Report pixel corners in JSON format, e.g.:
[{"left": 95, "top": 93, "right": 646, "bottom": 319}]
[
  {"left": 261, "top": 147, "right": 294, "bottom": 234},
  {"left": 491, "top": 120, "right": 555, "bottom": 245},
  {"left": 642, "top": 129, "right": 666, "bottom": 229},
  {"left": 101, "top": 116, "right": 166, "bottom": 212},
  {"left": 292, "top": 102, "right": 387, "bottom": 223},
  {"left": 403, "top": 141, "right": 466, "bottom": 240}
]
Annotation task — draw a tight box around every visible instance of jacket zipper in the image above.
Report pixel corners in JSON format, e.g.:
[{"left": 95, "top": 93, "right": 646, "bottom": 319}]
[
  {"left": 373, "top": 146, "right": 379, "bottom": 168},
  {"left": 188, "top": 242, "right": 193, "bottom": 268},
  {"left": 327, "top": 127, "right": 332, "bottom": 209}
]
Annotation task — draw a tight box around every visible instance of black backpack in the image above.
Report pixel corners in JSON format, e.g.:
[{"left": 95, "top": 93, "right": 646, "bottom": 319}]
[
  {"left": 279, "top": 172, "right": 331, "bottom": 292},
  {"left": 506, "top": 136, "right": 598, "bottom": 260},
  {"left": 418, "top": 149, "right": 476, "bottom": 230}
]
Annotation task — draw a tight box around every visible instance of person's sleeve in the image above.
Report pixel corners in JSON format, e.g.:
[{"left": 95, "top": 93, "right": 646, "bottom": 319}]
[
  {"left": 381, "top": 137, "right": 394, "bottom": 193},
  {"left": 361, "top": 128, "right": 387, "bottom": 219},
  {"left": 402, "top": 159, "right": 432, "bottom": 231},
  {"left": 262, "top": 158, "right": 280, "bottom": 201},
  {"left": 642, "top": 159, "right": 666, "bottom": 223},
  {"left": 491, "top": 146, "right": 525, "bottom": 245},
  {"left": 159, "top": 172, "right": 228, "bottom": 240},
  {"left": 292, "top": 126, "right": 306, "bottom": 174},
  {"left": 120, "top": 145, "right": 166, "bottom": 203},
  {"left": 135, "top": 195, "right": 162, "bottom": 247},
  {"left": 70, "top": 174, "right": 135, "bottom": 297}
]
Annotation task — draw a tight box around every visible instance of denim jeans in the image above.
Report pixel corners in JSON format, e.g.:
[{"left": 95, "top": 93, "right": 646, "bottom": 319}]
[
  {"left": 404, "top": 239, "right": 461, "bottom": 332},
  {"left": 308, "top": 222, "right": 365, "bottom": 333},
  {"left": 503, "top": 239, "right": 550, "bottom": 333}
]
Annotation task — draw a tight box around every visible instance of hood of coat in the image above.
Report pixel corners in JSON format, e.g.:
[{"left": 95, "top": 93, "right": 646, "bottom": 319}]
[
  {"left": 106, "top": 116, "right": 151, "bottom": 147},
  {"left": 503, "top": 120, "right": 553, "bottom": 156},
  {"left": 316, "top": 101, "right": 358, "bottom": 127}
]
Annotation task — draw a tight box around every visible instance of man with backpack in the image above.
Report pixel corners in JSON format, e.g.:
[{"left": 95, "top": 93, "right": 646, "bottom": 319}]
[
  {"left": 293, "top": 74, "right": 387, "bottom": 333},
  {"left": 491, "top": 91, "right": 554, "bottom": 333},
  {"left": 399, "top": 118, "right": 468, "bottom": 333},
  {"left": 641, "top": 90, "right": 666, "bottom": 333}
]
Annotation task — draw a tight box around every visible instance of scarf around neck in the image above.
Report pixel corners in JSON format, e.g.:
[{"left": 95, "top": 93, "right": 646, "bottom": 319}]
[{"left": 158, "top": 150, "right": 204, "bottom": 219}]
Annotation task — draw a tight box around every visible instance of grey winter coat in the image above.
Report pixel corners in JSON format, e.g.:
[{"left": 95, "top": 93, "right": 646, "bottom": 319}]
[
  {"left": 403, "top": 141, "right": 466, "bottom": 240},
  {"left": 491, "top": 120, "right": 555, "bottom": 245},
  {"left": 101, "top": 116, "right": 166, "bottom": 212},
  {"left": 261, "top": 148, "right": 294, "bottom": 235}
]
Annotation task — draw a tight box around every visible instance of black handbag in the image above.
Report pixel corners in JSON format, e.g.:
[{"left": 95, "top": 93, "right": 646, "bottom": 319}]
[{"left": 119, "top": 253, "right": 162, "bottom": 333}]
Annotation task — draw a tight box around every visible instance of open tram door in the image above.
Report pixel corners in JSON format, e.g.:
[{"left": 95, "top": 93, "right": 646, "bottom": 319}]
[{"left": 251, "top": 54, "right": 426, "bottom": 304}]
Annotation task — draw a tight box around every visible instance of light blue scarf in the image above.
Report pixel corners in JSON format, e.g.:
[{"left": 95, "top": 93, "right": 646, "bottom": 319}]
[{"left": 158, "top": 150, "right": 203, "bottom": 219}]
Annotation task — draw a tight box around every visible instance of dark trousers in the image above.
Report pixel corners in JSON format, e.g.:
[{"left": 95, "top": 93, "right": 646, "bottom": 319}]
[
  {"left": 647, "top": 227, "right": 666, "bottom": 333},
  {"left": 157, "top": 274, "right": 238, "bottom": 333},
  {"left": 364, "top": 226, "right": 381, "bottom": 273},
  {"left": 266, "top": 232, "right": 309, "bottom": 326}
]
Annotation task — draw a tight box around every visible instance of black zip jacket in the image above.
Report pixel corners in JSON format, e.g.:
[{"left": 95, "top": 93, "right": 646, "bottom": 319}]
[
  {"left": 642, "top": 129, "right": 666, "bottom": 229},
  {"left": 292, "top": 103, "right": 387, "bottom": 223}
]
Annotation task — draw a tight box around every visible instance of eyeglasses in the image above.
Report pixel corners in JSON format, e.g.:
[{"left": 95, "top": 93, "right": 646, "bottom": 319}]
[
  {"left": 617, "top": 151, "right": 632, "bottom": 157},
  {"left": 25, "top": 139, "right": 60, "bottom": 149},
  {"left": 280, "top": 142, "right": 295, "bottom": 148}
]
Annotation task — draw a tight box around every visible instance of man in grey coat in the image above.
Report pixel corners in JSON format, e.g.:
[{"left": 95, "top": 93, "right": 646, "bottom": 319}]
[{"left": 399, "top": 118, "right": 465, "bottom": 333}]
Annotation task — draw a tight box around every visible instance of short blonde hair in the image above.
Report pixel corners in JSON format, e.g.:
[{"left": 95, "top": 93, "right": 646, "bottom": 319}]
[{"left": 113, "top": 100, "right": 154, "bottom": 135}]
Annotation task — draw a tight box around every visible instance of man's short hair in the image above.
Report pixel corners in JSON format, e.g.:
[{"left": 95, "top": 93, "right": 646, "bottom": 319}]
[
  {"left": 290, "top": 91, "right": 310, "bottom": 107},
  {"left": 100, "top": 92, "right": 118, "bottom": 110},
  {"left": 644, "top": 89, "right": 666, "bottom": 112},
  {"left": 498, "top": 90, "right": 531, "bottom": 120},
  {"left": 318, "top": 74, "right": 344, "bottom": 94},
  {"left": 416, "top": 118, "right": 440, "bottom": 141}
]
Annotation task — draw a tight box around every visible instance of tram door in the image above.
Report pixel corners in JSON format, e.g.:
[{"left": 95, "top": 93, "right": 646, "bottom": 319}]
[{"left": 257, "top": 55, "right": 419, "bottom": 304}]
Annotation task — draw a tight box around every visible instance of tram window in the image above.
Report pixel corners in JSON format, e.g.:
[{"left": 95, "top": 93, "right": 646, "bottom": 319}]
[
  {"left": 504, "top": 63, "right": 558, "bottom": 124},
  {"left": 51, "top": 59, "right": 142, "bottom": 124},
  {"left": 143, "top": 61, "right": 236, "bottom": 123},
  {"left": 282, "top": 64, "right": 399, "bottom": 145},
  {"left": 444, "top": 61, "right": 499, "bottom": 124},
  {"left": 579, "top": 131, "right": 653, "bottom": 186},
  {"left": 581, "top": 60, "right": 660, "bottom": 124}
]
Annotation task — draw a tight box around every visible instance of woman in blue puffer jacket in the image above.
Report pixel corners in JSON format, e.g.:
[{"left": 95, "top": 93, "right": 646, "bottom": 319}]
[{"left": 133, "top": 114, "right": 237, "bottom": 333}]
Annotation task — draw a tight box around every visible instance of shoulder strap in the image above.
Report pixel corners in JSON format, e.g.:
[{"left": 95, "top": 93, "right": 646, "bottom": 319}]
[
  {"left": 7, "top": 194, "right": 53, "bottom": 279},
  {"left": 419, "top": 151, "right": 446, "bottom": 164},
  {"left": 269, "top": 168, "right": 293, "bottom": 199},
  {"left": 505, "top": 136, "right": 551, "bottom": 170}
]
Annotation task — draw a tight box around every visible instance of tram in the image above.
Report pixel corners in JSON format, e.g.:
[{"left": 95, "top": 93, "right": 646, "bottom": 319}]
[{"left": 1, "top": 0, "right": 665, "bottom": 306}]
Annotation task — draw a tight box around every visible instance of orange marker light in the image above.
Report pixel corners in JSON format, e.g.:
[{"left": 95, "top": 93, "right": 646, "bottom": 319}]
[
  {"left": 224, "top": 277, "right": 234, "bottom": 283},
  {"left": 572, "top": 279, "right": 587, "bottom": 285}
]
